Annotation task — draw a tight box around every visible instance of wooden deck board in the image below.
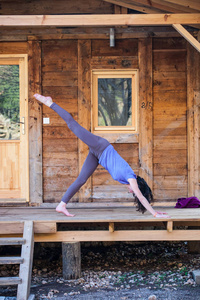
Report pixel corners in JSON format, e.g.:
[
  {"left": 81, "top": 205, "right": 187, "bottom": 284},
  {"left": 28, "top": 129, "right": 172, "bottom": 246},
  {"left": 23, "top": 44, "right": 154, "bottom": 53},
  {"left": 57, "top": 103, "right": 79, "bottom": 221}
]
[{"left": 0, "top": 207, "right": 200, "bottom": 223}]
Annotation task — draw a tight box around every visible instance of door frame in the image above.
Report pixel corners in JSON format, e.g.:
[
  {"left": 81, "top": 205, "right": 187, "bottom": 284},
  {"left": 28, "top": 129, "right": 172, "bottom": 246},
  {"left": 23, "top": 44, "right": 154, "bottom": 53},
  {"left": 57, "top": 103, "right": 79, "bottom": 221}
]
[{"left": 0, "top": 54, "right": 29, "bottom": 203}]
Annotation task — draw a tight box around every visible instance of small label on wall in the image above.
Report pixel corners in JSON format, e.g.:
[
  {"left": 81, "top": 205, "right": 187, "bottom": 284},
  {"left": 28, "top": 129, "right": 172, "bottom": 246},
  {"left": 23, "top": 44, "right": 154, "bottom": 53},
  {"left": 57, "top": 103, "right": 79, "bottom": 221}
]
[{"left": 43, "top": 117, "right": 50, "bottom": 124}]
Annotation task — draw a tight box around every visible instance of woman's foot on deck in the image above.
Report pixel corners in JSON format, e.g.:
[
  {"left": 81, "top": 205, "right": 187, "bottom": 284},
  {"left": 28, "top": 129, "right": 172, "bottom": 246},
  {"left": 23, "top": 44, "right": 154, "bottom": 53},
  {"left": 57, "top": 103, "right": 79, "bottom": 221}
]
[
  {"left": 56, "top": 202, "right": 75, "bottom": 217},
  {"left": 34, "top": 93, "right": 53, "bottom": 107}
]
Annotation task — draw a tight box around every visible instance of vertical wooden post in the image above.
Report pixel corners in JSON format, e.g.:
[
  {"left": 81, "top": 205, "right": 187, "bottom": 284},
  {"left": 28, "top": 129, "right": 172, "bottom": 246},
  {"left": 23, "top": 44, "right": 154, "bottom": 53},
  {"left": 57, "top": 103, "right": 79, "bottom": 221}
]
[
  {"left": 194, "top": 91, "right": 200, "bottom": 199},
  {"left": 28, "top": 40, "right": 43, "bottom": 205},
  {"left": 187, "top": 44, "right": 200, "bottom": 196},
  {"left": 138, "top": 38, "right": 153, "bottom": 189},
  {"left": 62, "top": 242, "right": 81, "bottom": 280},
  {"left": 78, "top": 40, "right": 92, "bottom": 202}
]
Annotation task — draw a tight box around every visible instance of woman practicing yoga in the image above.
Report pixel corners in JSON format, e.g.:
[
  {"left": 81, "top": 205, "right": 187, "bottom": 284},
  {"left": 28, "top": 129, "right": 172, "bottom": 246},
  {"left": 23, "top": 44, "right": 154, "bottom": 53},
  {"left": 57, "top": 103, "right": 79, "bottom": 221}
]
[{"left": 34, "top": 94, "right": 170, "bottom": 219}]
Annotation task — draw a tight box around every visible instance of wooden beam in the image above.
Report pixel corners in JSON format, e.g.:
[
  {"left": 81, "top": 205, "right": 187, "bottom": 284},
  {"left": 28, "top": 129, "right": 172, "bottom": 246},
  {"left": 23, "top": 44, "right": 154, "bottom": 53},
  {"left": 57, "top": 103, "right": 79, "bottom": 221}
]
[
  {"left": 194, "top": 91, "right": 200, "bottom": 199},
  {"left": 78, "top": 40, "right": 91, "bottom": 202},
  {"left": 173, "top": 24, "right": 200, "bottom": 52},
  {"left": 0, "top": 14, "right": 199, "bottom": 27},
  {"left": 187, "top": 43, "right": 200, "bottom": 196},
  {"left": 109, "top": 222, "right": 115, "bottom": 232},
  {"left": 138, "top": 38, "right": 153, "bottom": 189},
  {"left": 136, "top": 0, "right": 199, "bottom": 13},
  {"left": 106, "top": 0, "right": 163, "bottom": 14},
  {"left": 164, "top": 0, "right": 200, "bottom": 11},
  {"left": 167, "top": 220, "right": 173, "bottom": 232},
  {"left": 34, "top": 230, "right": 200, "bottom": 242},
  {"left": 28, "top": 41, "right": 43, "bottom": 205}
]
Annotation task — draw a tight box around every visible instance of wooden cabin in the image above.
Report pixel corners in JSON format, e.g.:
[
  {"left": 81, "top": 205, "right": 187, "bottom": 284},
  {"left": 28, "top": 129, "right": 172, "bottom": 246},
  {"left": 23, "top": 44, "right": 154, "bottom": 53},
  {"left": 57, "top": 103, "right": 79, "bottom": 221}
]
[
  {"left": 0, "top": 0, "right": 199, "bottom": 207},
  {"left": 0, "top": 1, "right": 199, "bottom": 298}
]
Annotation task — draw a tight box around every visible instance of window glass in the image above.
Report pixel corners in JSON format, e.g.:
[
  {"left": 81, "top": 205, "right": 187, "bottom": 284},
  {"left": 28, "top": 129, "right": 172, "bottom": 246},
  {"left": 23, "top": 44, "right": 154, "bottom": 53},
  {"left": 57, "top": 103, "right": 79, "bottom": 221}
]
[
  {"left": 98, "top": 78, "right": 132, "bottom": 126},
  {"left": 0, "top": 65, "right": 20, "bottom": 140}
]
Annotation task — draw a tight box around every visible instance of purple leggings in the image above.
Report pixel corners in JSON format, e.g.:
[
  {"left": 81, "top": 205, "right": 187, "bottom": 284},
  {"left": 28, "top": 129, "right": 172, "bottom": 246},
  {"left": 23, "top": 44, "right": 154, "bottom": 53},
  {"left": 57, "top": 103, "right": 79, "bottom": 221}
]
[{"left": 50, "top": 103, "right": 110, "bottom": 203}]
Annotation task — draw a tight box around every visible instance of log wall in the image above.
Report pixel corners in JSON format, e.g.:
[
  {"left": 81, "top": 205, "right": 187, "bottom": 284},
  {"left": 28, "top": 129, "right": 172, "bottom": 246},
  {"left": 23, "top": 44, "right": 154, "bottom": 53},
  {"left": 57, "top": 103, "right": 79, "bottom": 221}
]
[{"left": 1, "top": 36, "right": 198, "bottom": 205}]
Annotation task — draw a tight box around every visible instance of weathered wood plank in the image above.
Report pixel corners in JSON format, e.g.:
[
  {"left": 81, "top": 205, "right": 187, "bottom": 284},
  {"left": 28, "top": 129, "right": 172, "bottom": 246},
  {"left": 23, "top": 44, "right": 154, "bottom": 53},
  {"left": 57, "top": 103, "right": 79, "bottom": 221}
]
[
  {"left": 154, "top": 136, "right": 187, "bottom": 150},
  {"left": 0, "top": 42, "right": 28, "bottom": 54},
  {"left": 0, "top": 277, "right": 22, "bottom": 286},
  {"left": 153, "top": 175, "right": 187, "bottom": 189},
  {"left": 43, "top": 152, "right": 78, "bottom": 167},
  {"left": 43, "top": 166, "right": 78, "bottom": 178},
  {"left": 43, "top": 127, "right": 77, "bottom": 139},
  {"left": 154, "top": 163, "right": 187, "bottom": 176},
  {"left": 0, "top": 237, "right": 25, "bottom": 245},
  {"left": 194, "top": 91, "right": 200, "bottom": 198},
  {"left": 138, "top": 38, "right": 153, "bottom": 188},
  {"left": 92, "top": 39, "right": 138, "bottom": 56},
  {"left": 17, "top": 221, "right": 34, "bottom": 300},
  {"left": 42, "top": 40, "right": 78, "bottom": 72},
  {"left": 42, "top": 86, "right": 78, "bottom": 101},
  {"left": 154, "top": 125, "right": 186, "bottom": 137},
  {"left": 44, "top": 177, "right": 78, "bottom": 191},
  {"left": 187, "top": 43, "right": 200, "bottom": 196},
  {"left": 42, "top": 71, "right": 78, "bottom": 87},
  {"left": 43, "top": 138, "right": 77, "bottom": 153},
  {"left": 0, "top": 257, "right": 24, "bottom": 265},
  {"left": 153, "top": 77, "right": 186, "bottom": 91},
  {"left": 153, "top": 51, "right": 186, "bottom": 71},
  {"left": 78, "top": 40, "right": 92, "bottom": 202},
  {"left": 91, "top": 56, "right": 138, "bottom": 69},
  {"left": 153, "top": 188, "right": 187, "bottom": 200},
  {"left": 153, "top": 37, "right": 187, "bottom": 50},
  {"left": 28, "top": 40, "right": 42, "bottom": 205},
  {"left": 0, "top": 0, "right": 113, "bottom": 15},
  {"left": 34, "top": 222, "right": 56, "bottom": 234},
  {"left": 154, "top": 149, "right": 187, "bottom": 163}
]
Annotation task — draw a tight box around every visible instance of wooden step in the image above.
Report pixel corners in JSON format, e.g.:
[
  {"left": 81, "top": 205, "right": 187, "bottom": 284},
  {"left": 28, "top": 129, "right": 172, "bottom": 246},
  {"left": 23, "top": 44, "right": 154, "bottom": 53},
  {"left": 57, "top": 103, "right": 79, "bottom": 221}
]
[
  {"left": 0, "top": 277, "right": 22, "bottom": 285},
  {"left": 0, "top": 257, "right": 24, "bottom": 264},
  {"left": 0, "top": 237, "right": 26, "bottom": 246}
]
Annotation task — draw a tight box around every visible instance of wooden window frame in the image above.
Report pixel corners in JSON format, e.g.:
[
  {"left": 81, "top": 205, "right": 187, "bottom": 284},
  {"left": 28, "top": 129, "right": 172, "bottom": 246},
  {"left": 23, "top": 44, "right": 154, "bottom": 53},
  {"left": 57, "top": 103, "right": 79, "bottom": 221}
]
[{"left": 91, "top": 69, "right": 139, "bottom": 134}]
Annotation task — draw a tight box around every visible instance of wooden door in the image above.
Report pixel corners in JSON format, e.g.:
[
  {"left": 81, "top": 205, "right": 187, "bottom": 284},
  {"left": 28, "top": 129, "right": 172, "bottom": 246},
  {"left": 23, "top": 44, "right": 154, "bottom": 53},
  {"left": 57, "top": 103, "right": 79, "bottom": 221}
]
[{"left": 0, "top": 55, "right": 29, "bottom": 203}]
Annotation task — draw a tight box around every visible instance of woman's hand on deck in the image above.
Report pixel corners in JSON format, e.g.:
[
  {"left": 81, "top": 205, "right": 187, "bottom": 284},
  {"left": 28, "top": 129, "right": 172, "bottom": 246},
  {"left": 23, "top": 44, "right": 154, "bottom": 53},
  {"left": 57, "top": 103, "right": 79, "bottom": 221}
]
[{"left": 154, "top": 211, "right": 171, "bottom": 218}]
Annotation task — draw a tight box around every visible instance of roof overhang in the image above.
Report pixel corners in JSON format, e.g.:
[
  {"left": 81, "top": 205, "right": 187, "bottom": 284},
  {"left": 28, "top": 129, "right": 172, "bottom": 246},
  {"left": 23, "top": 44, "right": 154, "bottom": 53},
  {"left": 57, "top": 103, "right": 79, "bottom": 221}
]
[{"left": 0, "top": 14, "right": 199, "bottom": 52}]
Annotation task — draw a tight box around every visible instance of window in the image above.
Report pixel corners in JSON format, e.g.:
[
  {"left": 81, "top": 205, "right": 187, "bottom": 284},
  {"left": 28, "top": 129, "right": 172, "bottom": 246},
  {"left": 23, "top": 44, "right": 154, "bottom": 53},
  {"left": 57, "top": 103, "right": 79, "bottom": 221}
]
[{"left": 92, "top": 70, "right": 138, "bottom": 133}]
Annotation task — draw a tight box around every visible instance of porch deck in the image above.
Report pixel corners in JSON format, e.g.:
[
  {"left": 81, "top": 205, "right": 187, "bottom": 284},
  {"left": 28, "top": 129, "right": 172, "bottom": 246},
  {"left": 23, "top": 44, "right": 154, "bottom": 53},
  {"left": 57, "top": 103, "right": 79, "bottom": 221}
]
[{"left": 0, "top": 207, "right": 200, "bottom": 242}]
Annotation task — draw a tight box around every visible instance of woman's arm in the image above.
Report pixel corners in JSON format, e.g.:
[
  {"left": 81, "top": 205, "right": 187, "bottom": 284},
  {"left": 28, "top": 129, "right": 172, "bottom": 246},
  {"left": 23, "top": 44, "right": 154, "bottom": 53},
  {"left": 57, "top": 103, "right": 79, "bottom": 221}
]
[{"left": 127, "top": 178, "right": 170, "bottom": 218}]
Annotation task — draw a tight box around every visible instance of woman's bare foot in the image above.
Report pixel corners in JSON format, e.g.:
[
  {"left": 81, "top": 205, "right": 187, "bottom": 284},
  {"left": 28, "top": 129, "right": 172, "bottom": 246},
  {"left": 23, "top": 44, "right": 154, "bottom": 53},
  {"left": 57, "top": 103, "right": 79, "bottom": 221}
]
[
  {"left": 56, "top": 201, "right": 75, "bottom": 217},
  {"left": 34, "top": 93, "right": 53, "bottom": 107}
]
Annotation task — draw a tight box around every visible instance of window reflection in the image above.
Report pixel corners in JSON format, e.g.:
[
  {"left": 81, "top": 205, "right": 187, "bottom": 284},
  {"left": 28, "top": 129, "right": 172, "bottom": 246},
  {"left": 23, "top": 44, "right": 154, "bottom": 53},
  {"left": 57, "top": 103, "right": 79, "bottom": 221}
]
[{"left": 0, "top": 65, "right": 20, "bottom": 140}]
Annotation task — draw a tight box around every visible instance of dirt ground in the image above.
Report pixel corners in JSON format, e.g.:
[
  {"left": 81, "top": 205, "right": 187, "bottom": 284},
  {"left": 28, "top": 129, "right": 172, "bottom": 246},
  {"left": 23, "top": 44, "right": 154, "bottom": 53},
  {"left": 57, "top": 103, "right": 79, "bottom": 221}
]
[{"left": 1, "top": 241, "right": 200, "bottom": 300}]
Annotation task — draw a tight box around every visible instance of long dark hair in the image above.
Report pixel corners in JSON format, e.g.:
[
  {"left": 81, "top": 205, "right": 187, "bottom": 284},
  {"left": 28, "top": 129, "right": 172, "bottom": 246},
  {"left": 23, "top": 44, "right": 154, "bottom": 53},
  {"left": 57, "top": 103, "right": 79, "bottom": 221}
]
[{"left": 134, "top": 176, "right": 154, "bottom": 214}]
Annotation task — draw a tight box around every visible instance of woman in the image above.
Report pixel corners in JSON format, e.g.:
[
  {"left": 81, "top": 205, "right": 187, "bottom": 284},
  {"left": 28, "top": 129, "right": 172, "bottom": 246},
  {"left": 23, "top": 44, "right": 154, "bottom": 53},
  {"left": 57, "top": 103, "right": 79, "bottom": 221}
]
[{"left": 34, "top": 94, "right": 170, "bottom": 219}]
